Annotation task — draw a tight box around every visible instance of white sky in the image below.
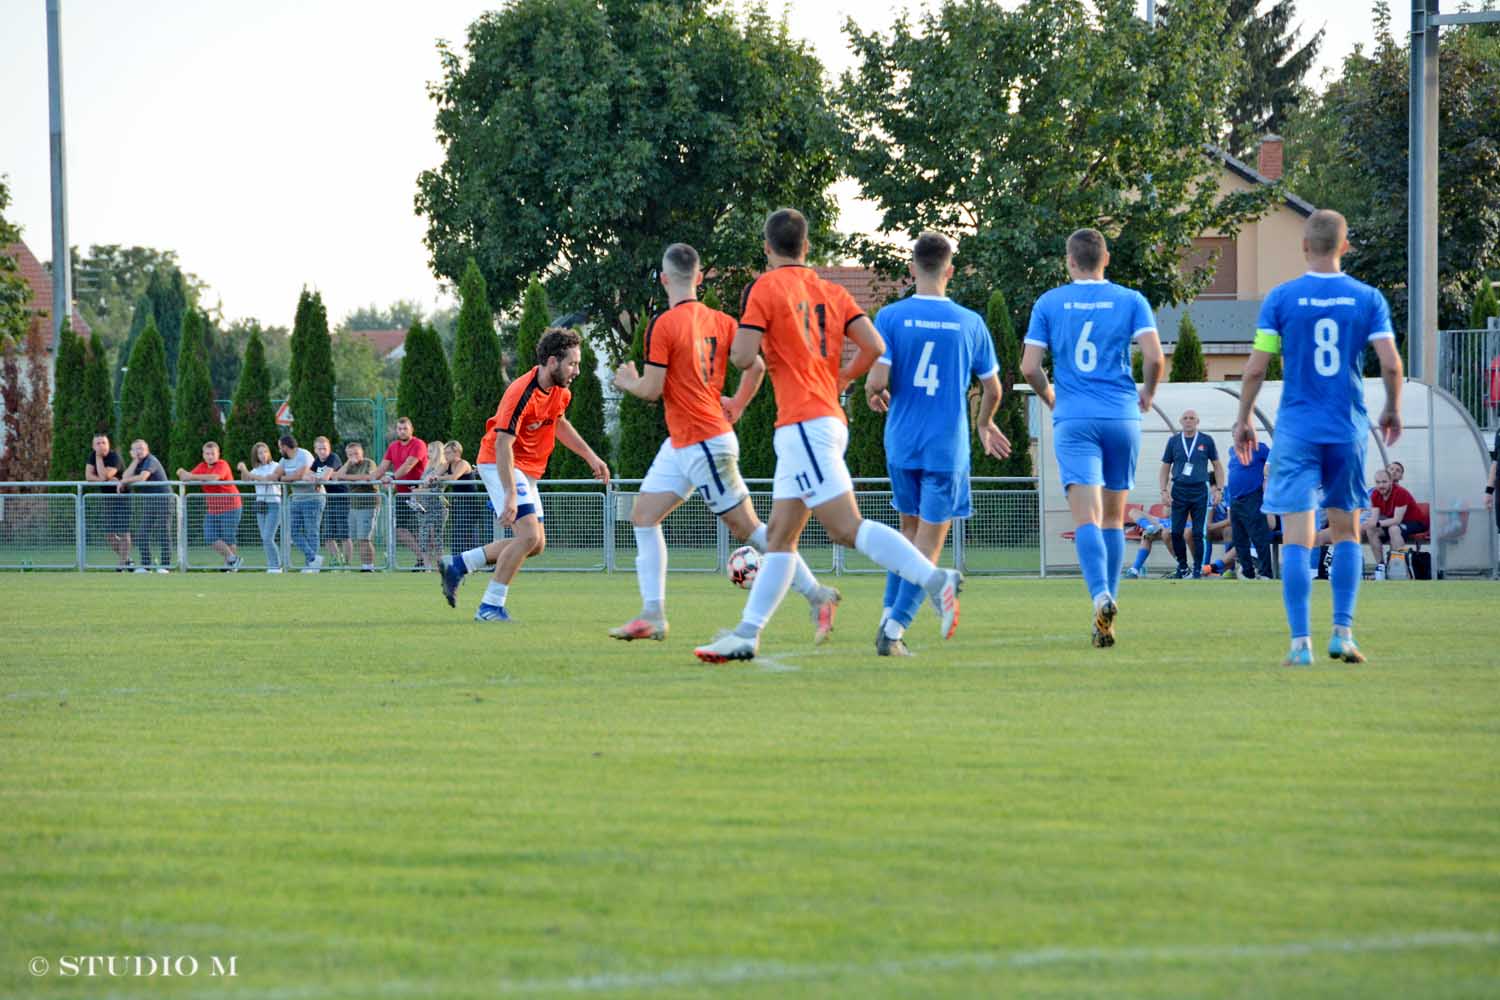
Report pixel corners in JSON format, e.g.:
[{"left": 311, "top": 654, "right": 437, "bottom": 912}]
[{"left": 0, "top": 0, "right": 1379, "bottom": 329}]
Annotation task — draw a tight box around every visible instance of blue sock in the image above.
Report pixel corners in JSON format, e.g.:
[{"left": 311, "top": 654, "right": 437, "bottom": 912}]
[
  {"left": 1074, "top": 523, "right": 1109, "bottom": 601},
  {"left": 1131, "top": 547, "right": 1150, "bottom": 572},
  {"left": 1203, "top": 542, "right": 1213, "bottom": 567},
  {"left": 1282, "top": 544, "right": 1313, "bottom": 640},
  {"left": 892, "top": 578, "right": 926, "bottom": 628},
  {"left": 1102, "top": 527, "right": 1125, "bottom": 597},
  {"left": 881, "top": 571, "right": 902, "bottom": 618},
  {"left": 1212, "top": 559, "right": 1225, "bottom": 574},
  {"left": 1330, "top": 540, "right": 1361, "bottom": 628},
  {"left": 1309, "top": 546, "right": 1322, "bottom": 569}
]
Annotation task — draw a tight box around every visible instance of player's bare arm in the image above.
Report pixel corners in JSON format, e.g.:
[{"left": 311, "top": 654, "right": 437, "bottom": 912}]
[
  {"left": 613, "top": 360, "right": 665, "bottom": 401},
  {"left": 839, "top": 316, "right": 884, "bottom": 392},
  {"left": 1371, "top": 336, "right": 1404, "bottom": 446},
  {"left": 1137, "top": 331, "right": 1164, "bottom": 413},
  {"left": 492, "top": 433, "right": 519, "bottom": 527},
  {"left": 975, "top": 372, "right": 1011, "bottom": 460},
  {"left": 722, "top": 355, "right": 764, "bottom": 423},
  {"left": 1019, "top": 343, "right": 1055, "bottom": 409},
  {"left": 864, "top": 355, "right": 891, "bottom": 413},
  {"left": 729, "top": 326, "right": 763, "bottom": 371},
  {"left": 555, "top": 417, "right": 610, "bottom": 484},
  {"left": 1232, "top": 348, "right": 1273, "bottom": 463}
]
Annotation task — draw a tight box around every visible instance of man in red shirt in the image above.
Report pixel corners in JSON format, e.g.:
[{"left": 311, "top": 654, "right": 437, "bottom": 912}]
[
  {"left": 693, "top": 209, "right": 963, "bottom": 664},
  {"left": 1362, "top": 466, "right": 1426, "bottom": 574},
  {"left": 177, "top": 440, "right": 243, "bottom": 570},
  {"left": 609, "top": 242, "right": 841, "bottom": 643},
  {"left": 440, "top": 328, "right": 610, "bottom": 621},
  {"left": 373, "top": 416, "right": 428, "bottom": 566}
]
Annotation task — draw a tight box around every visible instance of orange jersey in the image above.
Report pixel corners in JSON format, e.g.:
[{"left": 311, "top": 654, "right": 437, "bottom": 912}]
[
  {"left": 477, "top": 366, "right": 572, "bottom": 478},
  {"left": 738, "top": 265, "right": 863, "bottom": 427},
  {"left": 645, "top": 300, "right": 738, "bottom": 447}
]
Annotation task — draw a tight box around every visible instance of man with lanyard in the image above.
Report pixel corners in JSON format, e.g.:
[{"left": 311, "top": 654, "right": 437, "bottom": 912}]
[{"left": 1159, "top": 409, "right": 1225, "bottom": 579}]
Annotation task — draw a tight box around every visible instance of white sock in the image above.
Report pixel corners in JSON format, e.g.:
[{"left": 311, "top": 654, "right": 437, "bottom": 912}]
[
  {"left": 482, "top": 581, "right": 508, "bottom": 607},
  {"left": 740, "top": 552, "right": 797, "bottom": 631},
  {"left": 462, "top": 546, "right": 491, "bottom": 574},
  {"left": 1291, "top": 636, "right": 1312, "bottom": 651},
  {"left": 879, "top": 607, "right": 892, "bottom": 625},
  {"left": 746, "top": 523, "right": 818, "bottom": 598},
  {"left": 883, "top": 617, "right": 904, "bottom": 640},
  {"left": 633, "top": 525, "right": 667, "bottom": 606},
  {"left": 1333, "top": 625, "right": 1352, "bottom": 639},
  {"left": 854, "top": 520, "right": 935, "bottom": 586},
  {"left": 748, "top": 524, "right": 769, "bottom": 551}
]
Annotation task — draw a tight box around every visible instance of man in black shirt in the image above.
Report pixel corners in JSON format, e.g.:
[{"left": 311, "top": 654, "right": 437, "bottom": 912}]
[
  {"left": 1158, "top": 410, "right": 1226, "bottom": 579},
  {"left": 85, "top": 433, "right": 131, "bottom": 570},
  {"left": 119, "top": 439, "right": 173, "bottom": 572}
]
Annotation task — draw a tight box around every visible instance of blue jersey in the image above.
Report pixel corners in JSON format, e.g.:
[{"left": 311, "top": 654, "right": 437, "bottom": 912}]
[
  {"left": 1255, "top": 272, "right": 1394, "bottom": 444},
  {"left": 1025, "top": 280, "right": 1156, "bottom": 422},
  {"left": 875, "top": 295, "right": 999, "bottom": 473}
]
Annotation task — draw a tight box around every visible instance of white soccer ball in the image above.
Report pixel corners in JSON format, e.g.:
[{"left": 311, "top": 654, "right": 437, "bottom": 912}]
[{"left": 727, "top": 545, "right": 760, "bottom": 589}]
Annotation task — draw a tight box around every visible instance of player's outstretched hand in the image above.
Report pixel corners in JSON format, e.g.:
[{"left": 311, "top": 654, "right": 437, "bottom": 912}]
[
  {"left": 866, "top": 388, "right": 890, "bottom": 413},
  {"left": 720, "top": 395, "right": 744, "bottom": 425},
  {"left": 613, "top": 362, "right": 639, "bottom": 391},
  {"left": 1232, "top": 419, "right": 1258, "bottom": 465},
  {"left": 979, "top": 423, "right": 1011, "bottom": 460},
  {"left": 589, "top": 456, "right": 611, "bottom": 485},
  {"left": 1379, "top": 406, "right": 1403, "bottom": 447}
]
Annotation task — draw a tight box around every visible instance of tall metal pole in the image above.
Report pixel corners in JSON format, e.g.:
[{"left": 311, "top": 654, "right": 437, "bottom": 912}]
[
  {"left": 1146, "top": 0, "right": 1156, "bottom": 27},
  {"left": 1408, "top": 0, "right": 1439, "bottom": 383},
  {"left": 46, "top": 0, "right": 71, "bottom": 373}
]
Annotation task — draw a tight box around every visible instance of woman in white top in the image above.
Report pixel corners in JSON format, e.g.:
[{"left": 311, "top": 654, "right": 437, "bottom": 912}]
[{"left": 237, "top": 442, "right": 284, "bottom": 572}]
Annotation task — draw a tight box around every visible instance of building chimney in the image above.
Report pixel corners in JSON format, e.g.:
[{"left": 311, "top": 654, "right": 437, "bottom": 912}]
[{"left": 1257, "top": 134, "right": 1284, "bottom": 181}]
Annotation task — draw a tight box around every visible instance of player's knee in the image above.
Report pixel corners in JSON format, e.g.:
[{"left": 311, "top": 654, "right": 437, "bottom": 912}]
[
  {"left": 629, "top": 509, "right": 656, "bottom": 529},
  {"left": 826, "top": 519, "right": 861, "bottom": 548}
]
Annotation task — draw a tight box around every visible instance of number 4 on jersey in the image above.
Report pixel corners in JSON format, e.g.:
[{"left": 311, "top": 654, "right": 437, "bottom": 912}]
[{"left": 913, "top": 340, "right": 940, "bottom": 396}]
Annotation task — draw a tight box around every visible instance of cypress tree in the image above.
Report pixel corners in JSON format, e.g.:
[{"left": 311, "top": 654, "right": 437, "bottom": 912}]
[
  {"left": 224, "top": 329, "right": 277, "bottom": 469},
  {"left": 548, "top": 331, "right": 609, "bottom": 481},
  {"left": 614, "top": 313, "right": 670, "bottom": 479},
  {"left": 150, "top": 265, "right": 189, "bottom": 383},
  {"left": 975, "top": 291, "right": 1032, "bottom": 479},
  {"left": 514, "top": 276, "right": 549, "bottom": 376},
  {"left": 450, "top": 258, "right": 504, "bottom": 461},
  {"left": 48, "top": 321, "right": 88, "bottom": 481},
  {"left": 288, "top": 288, "right": 337, "bottom": 445},
  {"left": 1168, "top": 313, "right": 1207, "bottom": 382},
  {"left": 115, "top": 293, "right": 152, "bottom": 397},
  {"left": 396, "top": 318, "right": 453, "bottom": 444},
  {"left": 118, "top": 318, "right": 173, "bottom": 460},
  {"left": 82, "top": 333, "right": 115, "bottom": 438},
  {"left": 1265, "top": 351, "right": 1283, "bottom": 380},
  {"left": 1472, "top": 276, "right": 1500, "bottom": 329},
  {"left": 1132, "top": 348, "right": 1143, "bottom": 382},
  {"left": 170, "top": 311, "right": 223, "bottom": 471},
  {"left": 844, "top": 374, "right": 887, "bottom": 478}
]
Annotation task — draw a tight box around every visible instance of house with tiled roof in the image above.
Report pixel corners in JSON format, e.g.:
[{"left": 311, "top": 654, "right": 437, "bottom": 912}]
[
  {"left": 339, "top": 327, "right": 408, "bottom": 359},
  {"left": 2, "top": 240, "right": 91, "bottom": 350}
]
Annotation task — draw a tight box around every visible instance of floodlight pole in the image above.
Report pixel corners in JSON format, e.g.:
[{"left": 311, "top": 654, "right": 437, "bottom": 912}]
[
  {"left": 46, "top": 0, "right": 71, "bottom": 371},
  {"left": 1408, "top": 0, "right": 1440, "bottom": 384}
]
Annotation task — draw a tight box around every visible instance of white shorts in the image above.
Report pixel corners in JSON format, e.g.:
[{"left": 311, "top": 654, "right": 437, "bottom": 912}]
[
  {"left": 772, "top": 416, "right": 855, "bottom": 508},
  {"left": 639, "top": 432, "right": 750, "bottom": 515},
  {"left": 477, "top": 464, "right": 544, "bottom": 522}
]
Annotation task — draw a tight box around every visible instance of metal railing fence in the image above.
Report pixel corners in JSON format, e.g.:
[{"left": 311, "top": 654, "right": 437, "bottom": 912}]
[
  {"left": 1437, "top": 326, "right": 1500, "bottom": 434},
  {"left": 0, "top": 477, "right": 1042, "bottom": 575}
]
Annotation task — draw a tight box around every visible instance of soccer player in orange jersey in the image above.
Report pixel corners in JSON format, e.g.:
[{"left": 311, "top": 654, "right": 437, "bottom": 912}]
[
  {"left": 693, "top": 209, "right": 963, "bottom": 663},
  {"left": 440, "top": 328, "right": 610, "bottom": 621},
  {"left": 609, "top": 243, "right": 841, "bottom": 643}
]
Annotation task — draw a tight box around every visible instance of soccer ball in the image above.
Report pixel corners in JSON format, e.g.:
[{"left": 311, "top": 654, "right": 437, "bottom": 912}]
[{"left": 726, "top": 545, "right": 760, "bottom": 589}]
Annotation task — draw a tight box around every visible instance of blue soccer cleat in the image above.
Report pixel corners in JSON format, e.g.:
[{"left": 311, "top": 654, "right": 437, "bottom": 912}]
[
  {"left": 1282, "top": 644, "right": 1314, "bottom": 667},
  {"left": 474, "top": 603, "right": 512, "bottom": 623},
  {"left": 440, "top": 556, "right": 465, "bottom": 608},
  {"left": 1328, "top": 633, "right": 1367, "bottom": 664}
]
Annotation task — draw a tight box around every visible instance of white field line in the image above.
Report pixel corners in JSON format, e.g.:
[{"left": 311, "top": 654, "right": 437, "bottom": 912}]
[{"left": 86, "top": 929, "right": 1500, "bottom": 1000}]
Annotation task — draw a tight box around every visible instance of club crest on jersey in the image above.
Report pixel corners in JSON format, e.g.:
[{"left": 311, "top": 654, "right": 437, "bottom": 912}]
[{"left": 525, "top": 418, "right": 555, "bottom": 432}]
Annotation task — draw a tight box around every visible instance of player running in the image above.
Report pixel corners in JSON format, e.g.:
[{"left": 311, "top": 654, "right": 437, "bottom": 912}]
[
  {"left": 609, "top": 242, "right": 842, "bottom": 643},
  {"left": 863, "top": 232, "right": 1010, "bottom": 656},
  {"left": 1231, "top": 209, "right": 1402, "bottom": 666},
  {"left": 440, "top": 328, "right": 611, "bottom": 621},
  {"left": 693, "top": 209, "right": 964, "bottom": 664},
  {"left": 1020, "top": 228, "right": 1164, "bottom": 647}
]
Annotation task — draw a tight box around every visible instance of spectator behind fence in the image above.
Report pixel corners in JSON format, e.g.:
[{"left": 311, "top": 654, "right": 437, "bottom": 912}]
[
  {"left": 85, "top": 433, "right": 131, "bottom": 570},
  {"left": 1487, "top": 429, "right": 1498, "bottom": 539},
  {"left": 1388, "top": 460, "right": 1406, "bottom": 487},
  {"left": 431, "top": 440, "right": 486, "bottom": 557},
  {"left": 178, "top": 441, "right": 243, "bottom": 571},
  {"left": 119, "top": 439, "right": 172, "bottom": 573},
  {"left": 408, "top": 440, "right": 449, "bottom": 571},
  {"left": 312, "top": 436, "right": 350, "bottom": 569},
  {"left": 1159, "top": 409, "right": 1226, "bottom": 579},
  {"left": 332, "top": 440, "right": 380, "bottom": 571},
  {"left": 1365, "top": 467, "right": 1426, "bottom": 579},
  {"left": 278, "top": 434, "right": 323, "bottom": 573},
  {"left": 1226, "top": 439, "right": 1274, "bottom": 579},
  {"left": 238, "top": 442, "right": 283, "bottom": 573},
  {"left": 373, "top": 416, "right": 428, "bottom": 567}
]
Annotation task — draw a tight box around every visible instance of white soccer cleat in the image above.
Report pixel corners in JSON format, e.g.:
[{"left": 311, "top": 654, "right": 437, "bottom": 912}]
[
  {"left": 927, "top": 569, "right": 962, "bottom": 640},
  {"left": 694, "top": 632, "right": 758, "bottom": 664}
]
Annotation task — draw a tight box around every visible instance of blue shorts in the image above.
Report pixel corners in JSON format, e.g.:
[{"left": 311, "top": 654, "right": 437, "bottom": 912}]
[
  {"left": 204, "top": 508, "right": 243, "bottom": 545},
  {"left": 1262, "top": 432, "right": 1369, "bottom": 514},
  {"left": 1053, "top": 418, "right": 1140, "bottom": 492},
  {"left": 888, "top": 465, "right": 971, "bottom": 522}
]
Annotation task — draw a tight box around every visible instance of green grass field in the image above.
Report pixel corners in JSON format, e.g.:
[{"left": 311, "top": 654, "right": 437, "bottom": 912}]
[{"left": 3, "top": 572, "right": 1498, "bottom": 998}]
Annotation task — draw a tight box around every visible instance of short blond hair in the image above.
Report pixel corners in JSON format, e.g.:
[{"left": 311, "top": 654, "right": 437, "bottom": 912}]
[{"left": 1305, "top": 209, "right": 1347, "bottom": 256}]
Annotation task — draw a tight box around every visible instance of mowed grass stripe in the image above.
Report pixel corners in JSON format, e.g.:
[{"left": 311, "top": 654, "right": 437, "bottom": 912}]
[{"left": 2, "top": 575, "right": 1497, "bottom": 997}]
